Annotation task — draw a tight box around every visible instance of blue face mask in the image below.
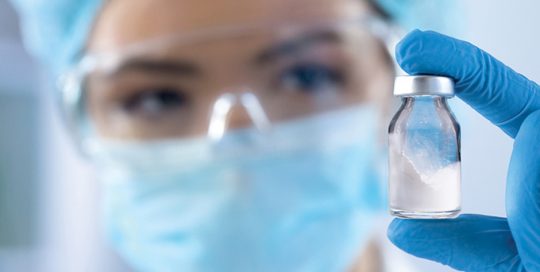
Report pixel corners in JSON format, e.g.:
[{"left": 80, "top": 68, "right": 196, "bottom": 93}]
[{"left": 90, "top": 106, "right": 385, "bottom": 272}]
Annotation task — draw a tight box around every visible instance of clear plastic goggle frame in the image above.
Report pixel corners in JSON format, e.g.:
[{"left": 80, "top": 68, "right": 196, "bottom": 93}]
[{"left": 58, "top": 16, "right": 401, "bottom": 152}]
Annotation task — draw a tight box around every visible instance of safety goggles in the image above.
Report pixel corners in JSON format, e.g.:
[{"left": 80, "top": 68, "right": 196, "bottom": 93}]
[{"left": 59, "top": 16, "right": 398, "bottom": 151}]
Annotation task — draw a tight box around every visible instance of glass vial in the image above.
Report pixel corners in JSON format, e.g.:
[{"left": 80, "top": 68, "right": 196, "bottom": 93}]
[{"left": 388, "top": 75, "right": 461, "bottom": 219}]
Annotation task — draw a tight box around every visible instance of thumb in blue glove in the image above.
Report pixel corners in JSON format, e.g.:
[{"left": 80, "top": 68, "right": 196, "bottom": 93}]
[{"left": 387, "top": 30, "right": 540, "bottom": 271}]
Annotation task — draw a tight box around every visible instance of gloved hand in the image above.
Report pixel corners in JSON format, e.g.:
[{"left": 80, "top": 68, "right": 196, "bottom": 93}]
[{"left": 387, "top": 30, "right": 540, "bottom": 271}]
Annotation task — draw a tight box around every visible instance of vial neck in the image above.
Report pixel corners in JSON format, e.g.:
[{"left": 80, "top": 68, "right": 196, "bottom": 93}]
[{"left": 403, "top": 96, "right": 448, "bottom": 108}]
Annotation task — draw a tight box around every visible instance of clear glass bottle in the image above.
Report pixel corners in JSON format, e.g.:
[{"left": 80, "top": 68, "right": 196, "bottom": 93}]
[{"left": 388, "top": 75, "right": 461, "bottom": 219}]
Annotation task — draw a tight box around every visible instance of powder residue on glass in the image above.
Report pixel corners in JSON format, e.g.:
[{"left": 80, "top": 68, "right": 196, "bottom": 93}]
[{"left": 389, "top": 134, "right": 461, "bottom": 214}]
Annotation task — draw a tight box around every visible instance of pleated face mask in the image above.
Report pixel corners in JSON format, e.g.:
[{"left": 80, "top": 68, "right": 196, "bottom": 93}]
[{"left": 90, "top": 105, "right": 385, "bottom": 272}]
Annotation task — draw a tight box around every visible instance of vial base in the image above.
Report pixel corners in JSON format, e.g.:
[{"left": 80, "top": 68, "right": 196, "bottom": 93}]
[{"left": 390, "top": 208, "right": 460, "bottom": 219}]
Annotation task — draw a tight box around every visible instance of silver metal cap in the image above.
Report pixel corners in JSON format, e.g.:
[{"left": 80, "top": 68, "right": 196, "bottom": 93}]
[{"left": 393, "top": 75, "right": 455, "bottom": 97}]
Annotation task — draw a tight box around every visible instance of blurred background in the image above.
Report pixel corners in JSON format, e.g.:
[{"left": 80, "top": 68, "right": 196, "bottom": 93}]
[{"left": 0, "top": 0, "right": 538, "bottom": 271}]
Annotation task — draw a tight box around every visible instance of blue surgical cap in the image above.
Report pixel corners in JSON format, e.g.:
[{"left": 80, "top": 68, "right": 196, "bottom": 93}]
[
  {"left": 376, "top": 0, "right": 460, "bottom": 34},
  {"left": 10, "top": 0, "right": 103, "bottom": 75},
  {"left": 10, "top": 0, "right": 456, "bottom": 76}
]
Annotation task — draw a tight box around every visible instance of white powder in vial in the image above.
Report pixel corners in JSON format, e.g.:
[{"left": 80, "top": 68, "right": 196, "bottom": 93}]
[{"left": 389, "top": 134, "right": 461, "bottom": 213}]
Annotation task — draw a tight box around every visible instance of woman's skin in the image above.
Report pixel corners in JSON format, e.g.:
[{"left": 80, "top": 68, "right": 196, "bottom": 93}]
[
  {"left": 87, "top": 0, "right": 393, "bottom": 140},
  {"left": 86, "top": 0, "right": 393, "bottom": 271},
  {"left": 90, "top": 0, "right": 371, "bottom": 50}
]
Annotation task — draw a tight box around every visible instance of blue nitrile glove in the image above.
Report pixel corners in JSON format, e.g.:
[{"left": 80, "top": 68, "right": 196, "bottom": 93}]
[{"left": 387, "top": 30, "right": 540, "bottom": 271}]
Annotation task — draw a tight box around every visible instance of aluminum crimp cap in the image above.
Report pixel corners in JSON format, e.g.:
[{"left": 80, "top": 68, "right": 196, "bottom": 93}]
[{"left": 393, "top": 75, "right": 455, "bottom": 97}]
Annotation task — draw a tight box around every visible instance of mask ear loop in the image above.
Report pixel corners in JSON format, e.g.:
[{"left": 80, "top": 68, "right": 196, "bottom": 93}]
[{"left": 207, "top": 91, "right": 272, "bottom": 142}]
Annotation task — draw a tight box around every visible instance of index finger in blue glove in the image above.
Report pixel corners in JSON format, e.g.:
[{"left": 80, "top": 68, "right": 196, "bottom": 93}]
[{"left": 396, "top": 30, "right": 540, "bottom": 138}]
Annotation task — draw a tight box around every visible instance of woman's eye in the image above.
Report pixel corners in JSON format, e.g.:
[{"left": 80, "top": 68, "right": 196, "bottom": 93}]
[
  {"left": 278, "top": 63, "right": 345, "bottom": 93},
  {"left": 122, "top": 87, "right": 188, "bottom": 118}
]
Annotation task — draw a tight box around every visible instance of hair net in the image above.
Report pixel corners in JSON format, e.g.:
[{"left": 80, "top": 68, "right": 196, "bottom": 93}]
[
  {"left": 9, "top": 0, "right": 456, "bottom": 76},
  {"left": 9, "top": 0, "right": 102, "bottom": 75},
  {"left": 376, "top": 0, "right": 460, "bottom": 34}
]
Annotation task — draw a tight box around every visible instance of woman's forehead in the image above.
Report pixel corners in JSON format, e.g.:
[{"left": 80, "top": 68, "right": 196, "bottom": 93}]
[{"left": 89, "top": 0, "right": 371, "bottom": 52}]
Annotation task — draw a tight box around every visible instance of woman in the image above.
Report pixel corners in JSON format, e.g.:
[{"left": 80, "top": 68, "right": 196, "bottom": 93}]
[{"left": 11, "top": 0, "right": 451, "bottom": 271}]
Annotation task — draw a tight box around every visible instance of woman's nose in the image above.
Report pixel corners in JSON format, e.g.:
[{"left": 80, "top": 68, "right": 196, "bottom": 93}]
[{"left": 227, "top": 104, "right": 257, "bottom": 130}]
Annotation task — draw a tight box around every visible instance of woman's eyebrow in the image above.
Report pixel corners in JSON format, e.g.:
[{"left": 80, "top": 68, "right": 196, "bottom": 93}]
[
  {"left": 107, "top": 58, "right": 201, "bottom": 78},
  {"left": 253, "top": 31, "right": 342, "bottom": 65}
]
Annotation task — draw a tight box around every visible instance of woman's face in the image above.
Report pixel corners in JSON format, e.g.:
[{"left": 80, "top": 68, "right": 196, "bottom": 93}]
[{"left": 86, "top": 0, "right": 393, "bottom": 140}]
